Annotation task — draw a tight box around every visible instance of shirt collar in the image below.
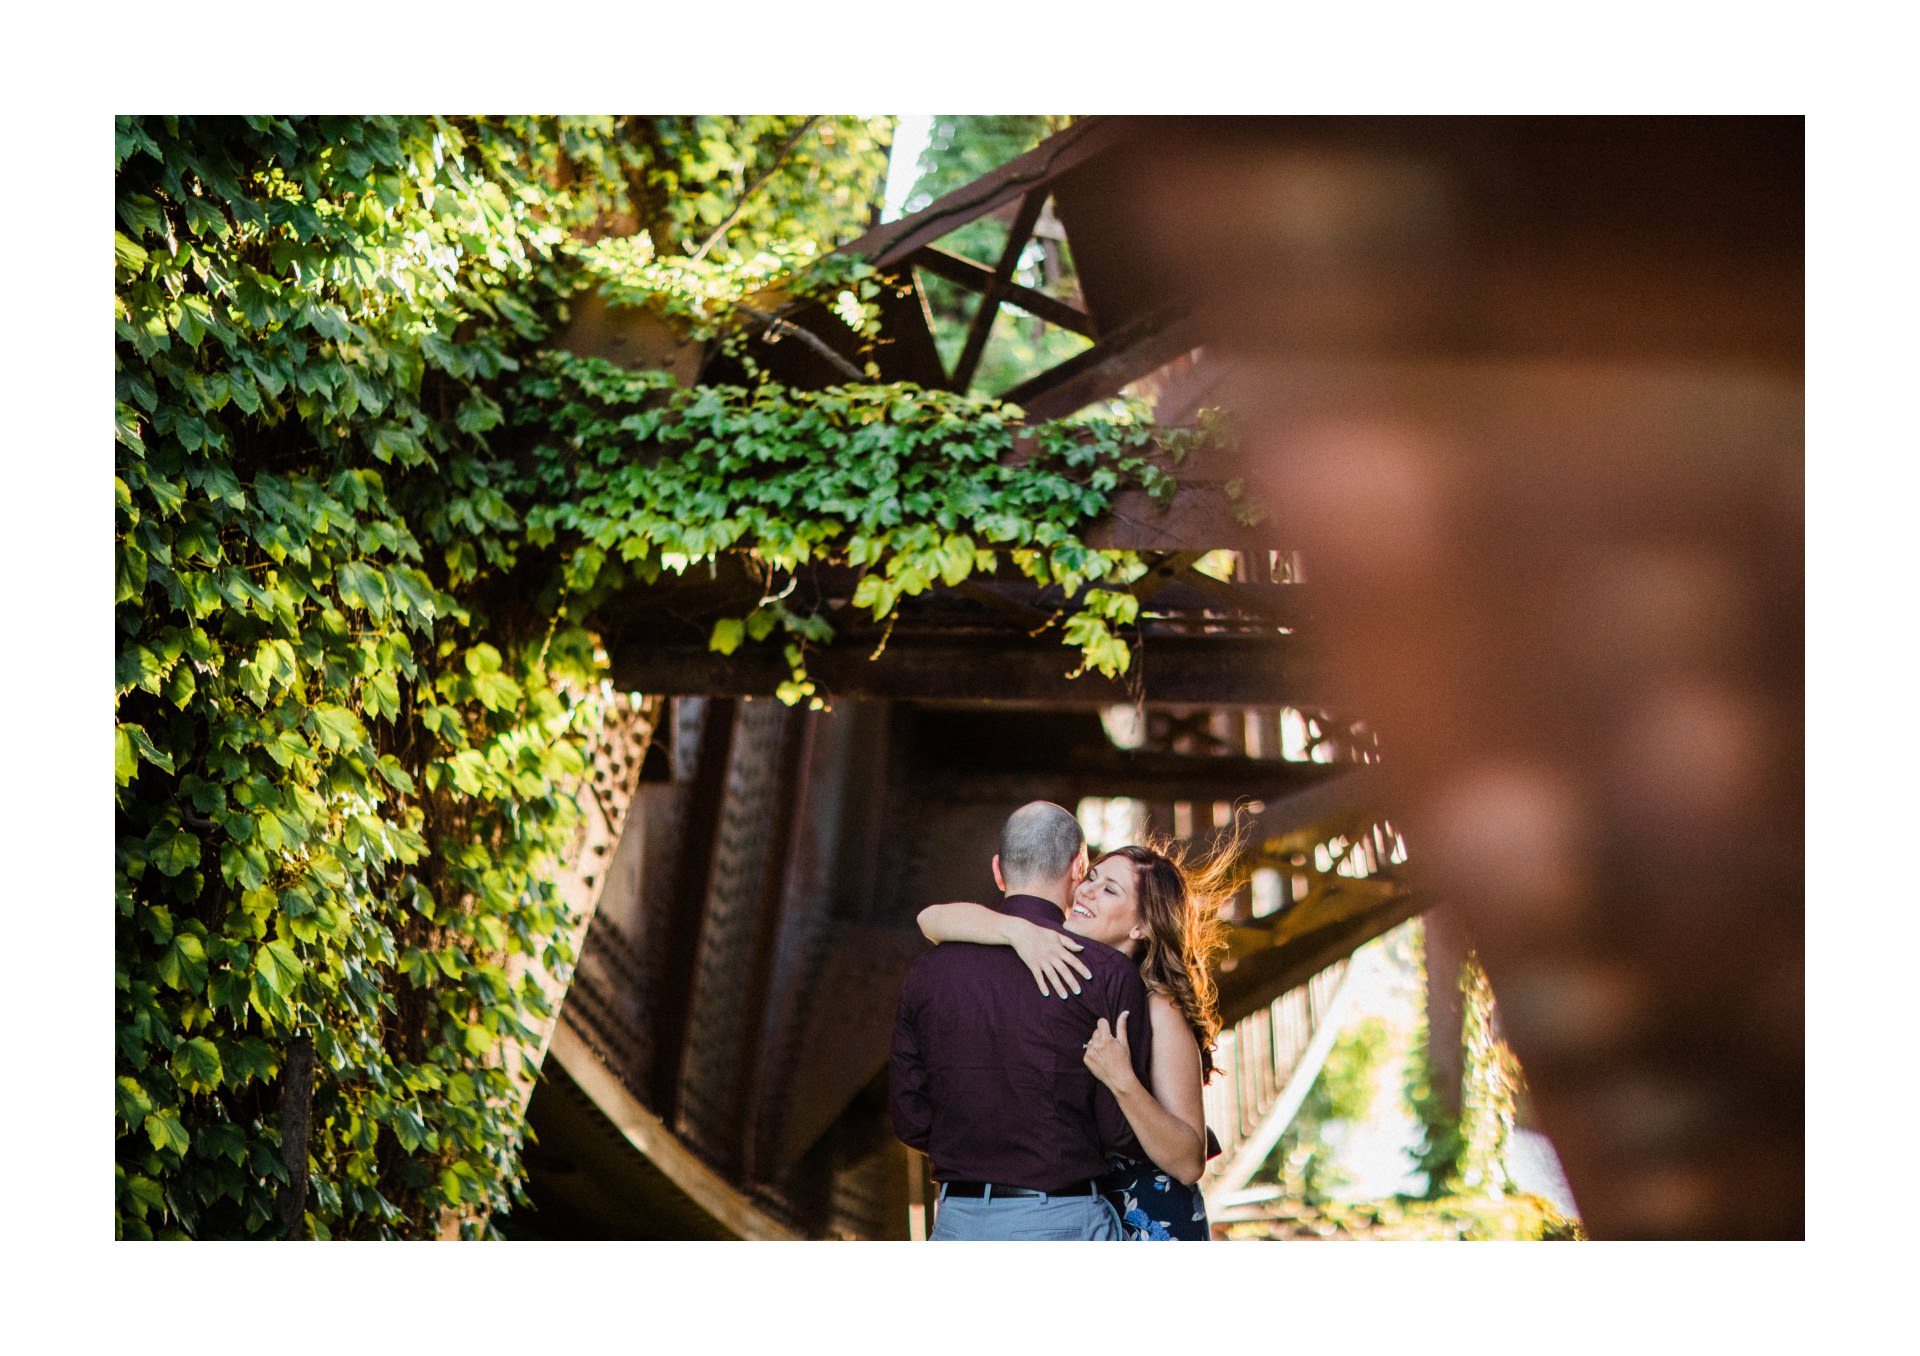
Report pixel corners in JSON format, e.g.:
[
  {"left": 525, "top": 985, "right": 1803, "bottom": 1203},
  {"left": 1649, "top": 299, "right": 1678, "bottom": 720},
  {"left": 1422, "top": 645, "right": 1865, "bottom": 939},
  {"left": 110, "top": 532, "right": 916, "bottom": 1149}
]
[{"left": 1000, "top": 894, "right": 1069, "bottom": 929}]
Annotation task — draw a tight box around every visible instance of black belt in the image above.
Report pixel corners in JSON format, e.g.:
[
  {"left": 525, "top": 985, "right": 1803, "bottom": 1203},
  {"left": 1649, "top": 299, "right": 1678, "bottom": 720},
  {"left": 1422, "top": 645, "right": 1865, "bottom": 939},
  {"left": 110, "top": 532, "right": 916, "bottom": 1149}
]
[{"left": 939, "top": 1179, "right": 1099, "bottom": 1199}]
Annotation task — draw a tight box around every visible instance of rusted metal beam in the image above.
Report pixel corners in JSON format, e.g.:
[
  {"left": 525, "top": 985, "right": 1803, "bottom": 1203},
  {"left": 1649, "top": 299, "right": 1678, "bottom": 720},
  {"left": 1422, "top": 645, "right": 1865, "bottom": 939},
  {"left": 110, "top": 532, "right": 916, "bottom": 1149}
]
[
  {"left": 1078, "top": 484, "right": 1275, "bottom": 552},
  {"left": 584, "top": 545, "right": 1306, "bottom": 650},
  {"left": 908, "top": 245, "right": 1099, "bottom": 337},
  {"left": 592, "top": 564, "right": 1303, "bottom": 636},
  {"left": 746, "top": 703, "right": 894, "bottom": 1177},
  {"left": 951, "top": 188, "right": 1050, "bottom": 393},
  {"left": 1242, "top": 763, "right": 1390, "bottom": 845},
  {"left": 1215, "top": 890, "right": 1428, "bottom": 1027},
  {"left": 889, "top": 704, "right": 1338, "bottom": 799},
  {"left": 673, "top": 700, "right": 803, "bottom": 1174},
  {"left": 545, "top": 1024, "right": 802, "bottom": 1239},
  {"left": 570, "top": 494, "right": 1280, "bottom": 632},
  {"left": 645, "top": 698, "right": 734, "bottom": 1115},
  {"left": 1002, "top": 306, "right": 1202, "bottom": 418},
  {"left": 843, "top": 118, "right": 1127, "bottom": 272},
  {"left": 930, "top": 759, "right": 1340, "bottom": 810},
  {"left": 608, "top": 631, "right": 1319, "bottom": 706},
  {"left": 765, "top": 921, "right": 927, "bottom": 1177}
]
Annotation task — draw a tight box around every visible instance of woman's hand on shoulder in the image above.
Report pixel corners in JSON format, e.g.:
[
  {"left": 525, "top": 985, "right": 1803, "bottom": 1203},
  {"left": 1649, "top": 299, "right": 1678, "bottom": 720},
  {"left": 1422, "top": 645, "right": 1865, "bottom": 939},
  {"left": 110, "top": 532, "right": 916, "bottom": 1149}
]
[
  {"left": 1010, "top": 918, "right": 1092, "bottom": 999},
  {"left": 1083, "top": 1012, "right": 1141, "bottom": 1094}
]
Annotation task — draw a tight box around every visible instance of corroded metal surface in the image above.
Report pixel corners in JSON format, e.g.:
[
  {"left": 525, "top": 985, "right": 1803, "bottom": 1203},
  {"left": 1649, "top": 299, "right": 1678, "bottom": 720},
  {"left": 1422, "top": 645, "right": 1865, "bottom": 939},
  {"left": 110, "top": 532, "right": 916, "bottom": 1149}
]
[
  {"left": 505, "top": 691, "right": 660, "bottom": 1116},
  {"left": 675, "top": 698, "right": 796, "bottom": 1170}
]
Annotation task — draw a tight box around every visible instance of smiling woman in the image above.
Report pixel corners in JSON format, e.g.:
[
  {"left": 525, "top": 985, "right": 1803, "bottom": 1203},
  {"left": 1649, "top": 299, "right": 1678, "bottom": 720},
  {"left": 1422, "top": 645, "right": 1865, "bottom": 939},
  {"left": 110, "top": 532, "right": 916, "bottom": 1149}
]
[{"left": 1063, "top": 854, "right": 1147, "bottom": 950}]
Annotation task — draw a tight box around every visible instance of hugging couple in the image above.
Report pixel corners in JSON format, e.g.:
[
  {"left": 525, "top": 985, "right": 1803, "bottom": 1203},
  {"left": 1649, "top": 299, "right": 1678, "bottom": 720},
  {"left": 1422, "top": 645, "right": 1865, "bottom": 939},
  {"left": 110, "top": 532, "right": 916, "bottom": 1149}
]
[{"left": 890, "top": 800, "right": 1235, "bottom": 1241}]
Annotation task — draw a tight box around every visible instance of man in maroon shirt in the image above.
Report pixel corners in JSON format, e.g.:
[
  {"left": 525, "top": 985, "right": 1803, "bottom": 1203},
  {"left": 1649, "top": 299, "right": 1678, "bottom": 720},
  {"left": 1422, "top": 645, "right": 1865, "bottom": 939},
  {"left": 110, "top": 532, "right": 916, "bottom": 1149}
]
[{"left": 890, "top": 801, "right": 1153, "bottom": 1240}]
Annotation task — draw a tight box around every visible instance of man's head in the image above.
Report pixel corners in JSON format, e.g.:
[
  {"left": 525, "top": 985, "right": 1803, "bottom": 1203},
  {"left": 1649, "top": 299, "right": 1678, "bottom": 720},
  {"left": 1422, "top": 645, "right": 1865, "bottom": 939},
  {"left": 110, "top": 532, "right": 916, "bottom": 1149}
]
[{"left": 991, "top": 801, "right": 1088, "bottom": 907}]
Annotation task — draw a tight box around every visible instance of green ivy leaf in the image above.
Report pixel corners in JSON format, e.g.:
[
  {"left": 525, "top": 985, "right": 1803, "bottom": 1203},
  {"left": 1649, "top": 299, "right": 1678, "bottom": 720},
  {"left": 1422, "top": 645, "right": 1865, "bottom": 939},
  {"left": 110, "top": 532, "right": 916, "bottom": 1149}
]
[
  {"left": 469, "top": 669, "right": 522, "bottom": 712},
  {"left": 197, "top": 1121, "right": 249, "bottom": 1165},
  {"left": 364, "top": 669, "right": 401, "bottom": 721},
  {"left": 157, "top": 933, "right": 208, "bottom": 993},
  {"left": 125, "top": 1173, "right": 166, "bottom": 1218},
  {"left": 709, "top": 617, "right": 745, "bottom": 655},
  {"left": 935, "top": 533, "right": 976, "bottom": 586},
  {"left": 253, "top": 638, "right": 299, "bottom": 691},
  {"left": 154, "top": 830, "right": 201, "bottom": 878},
  {"left": 463, "top": 643, "right": 503, "bottom": 676},
  {"left": 115, "top": 1076, "right": 154, "bottom": 1126},
  {"left": 226, "top": 1036, "right": 279, "bottom": 1086},
  {"left": 305, "top": 704, "right": 364, "bottom": 752},
  {"left": 252, "top": 939, "right": 303, "bottom": 1000},
  {"left": 337, "top": 559, "right": 392, "bottom": 619},
  {"left": 372, "top": 754, "right": 415, "bottom": 794},
  {"left": 164, "top": 660, "right": 198, "bottom": 709},
  {"left": 115, "top": 231, "right": 150, "bottom": 273},
  {"left": 210, "top": 967, "right": 252, "bottom": 1019},
  {"left": 456, "top": 393, "right": 503, "bottom": 435},
  {"left": 144, "top": 1110, "right": 190, "bottom": 1158},
  {"left": 115, "top": 725, "right": 137, "bottom": 786},
  {"left": 262, "top": 726, "right": 312, "bottom": 770},
  {"left": 461, "top": 1023, "right": 496, "bottom": 1059},
  {"left": 171, "top": 1036, "right": 224, "bottom": 1094},
  {"left": 851, "top": 573, "right": 897, "bottom": 618},
  {"left": 388, "top": 567, "right": 441, "bottom": 621},
  {"left": 116, "top": 539, "right": 149, "bottom": 604}
]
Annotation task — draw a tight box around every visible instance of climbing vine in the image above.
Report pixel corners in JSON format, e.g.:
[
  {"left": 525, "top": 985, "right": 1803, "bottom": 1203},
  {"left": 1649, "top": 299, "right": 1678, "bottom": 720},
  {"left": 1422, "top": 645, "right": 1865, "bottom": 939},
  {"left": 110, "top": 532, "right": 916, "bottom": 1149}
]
[
  {"left": 114, "top": 113, "right": 1211, "bottom": 1239},
  {"left": 1404, "top": 935, "right": 1526, "bottom": 1200},
  {"left": 508, "top": 353, "right": 1207, "bottom": 704},
  {"left": 113, "top": 115, "right": 627, "bottom": 1240},
  {"left": 1456, "top": 952, "right": 1525, "bottom": 1195}
]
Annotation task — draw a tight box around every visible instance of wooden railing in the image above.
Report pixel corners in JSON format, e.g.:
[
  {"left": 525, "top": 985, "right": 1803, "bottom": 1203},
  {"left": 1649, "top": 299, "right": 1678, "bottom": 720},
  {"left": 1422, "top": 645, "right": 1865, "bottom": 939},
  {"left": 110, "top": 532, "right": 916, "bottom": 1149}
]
[{"left": 1201, "top": 958, "right": 1357, "bottom": 1206}]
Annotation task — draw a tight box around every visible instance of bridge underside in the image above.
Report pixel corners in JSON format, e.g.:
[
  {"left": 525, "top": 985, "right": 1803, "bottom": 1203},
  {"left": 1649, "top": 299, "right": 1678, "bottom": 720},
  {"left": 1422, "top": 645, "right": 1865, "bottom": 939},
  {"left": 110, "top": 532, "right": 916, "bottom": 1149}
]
[{"left": 514, "top": 688, "right": 1396, "bottom": 1239}]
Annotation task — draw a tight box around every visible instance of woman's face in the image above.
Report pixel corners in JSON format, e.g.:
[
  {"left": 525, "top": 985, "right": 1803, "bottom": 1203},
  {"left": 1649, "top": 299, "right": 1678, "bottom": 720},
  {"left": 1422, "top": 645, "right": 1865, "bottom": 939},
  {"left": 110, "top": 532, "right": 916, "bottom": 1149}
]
[{"left": 1065, "top": 856, "right": 1144, "bottom": 952}]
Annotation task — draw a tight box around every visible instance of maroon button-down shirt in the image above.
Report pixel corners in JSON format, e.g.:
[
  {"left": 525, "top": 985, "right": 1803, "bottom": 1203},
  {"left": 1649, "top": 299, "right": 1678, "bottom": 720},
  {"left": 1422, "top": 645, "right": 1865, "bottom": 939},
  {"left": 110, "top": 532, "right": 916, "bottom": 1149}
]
[{"left": 890, "top": 894, "right": 1153, "bottom": 1190}]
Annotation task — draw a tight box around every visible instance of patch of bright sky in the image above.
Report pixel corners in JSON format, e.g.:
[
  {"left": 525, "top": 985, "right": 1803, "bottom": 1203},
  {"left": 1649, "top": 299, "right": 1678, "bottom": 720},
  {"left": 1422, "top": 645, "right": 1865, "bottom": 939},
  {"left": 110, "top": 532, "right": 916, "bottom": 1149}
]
[{"left": 881, "top": 115, "right": 934, "bottom": 222}]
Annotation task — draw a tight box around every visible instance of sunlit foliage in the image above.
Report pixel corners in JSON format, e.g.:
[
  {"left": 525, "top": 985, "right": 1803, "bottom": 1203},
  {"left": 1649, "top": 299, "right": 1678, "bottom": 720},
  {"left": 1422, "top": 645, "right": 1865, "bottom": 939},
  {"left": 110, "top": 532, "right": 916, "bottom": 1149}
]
[{"left": 1256, "top": 1016, "right": 1391, "bottom": 1206}]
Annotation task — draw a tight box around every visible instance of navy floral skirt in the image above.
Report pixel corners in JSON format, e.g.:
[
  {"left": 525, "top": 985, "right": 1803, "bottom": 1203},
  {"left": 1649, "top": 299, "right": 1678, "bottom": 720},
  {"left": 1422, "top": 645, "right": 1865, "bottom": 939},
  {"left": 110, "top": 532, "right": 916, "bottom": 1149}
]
[{"left": 1099, "top": 1156, "right": 1211, "bottom": 1241}]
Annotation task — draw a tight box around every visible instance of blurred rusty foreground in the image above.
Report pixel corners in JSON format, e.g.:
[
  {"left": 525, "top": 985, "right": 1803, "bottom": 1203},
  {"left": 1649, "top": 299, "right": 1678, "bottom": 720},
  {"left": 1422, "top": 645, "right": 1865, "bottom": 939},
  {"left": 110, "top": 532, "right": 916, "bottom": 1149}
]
[{"left": 1112, "top": 116, "right": 1802, "bottom": 1239}]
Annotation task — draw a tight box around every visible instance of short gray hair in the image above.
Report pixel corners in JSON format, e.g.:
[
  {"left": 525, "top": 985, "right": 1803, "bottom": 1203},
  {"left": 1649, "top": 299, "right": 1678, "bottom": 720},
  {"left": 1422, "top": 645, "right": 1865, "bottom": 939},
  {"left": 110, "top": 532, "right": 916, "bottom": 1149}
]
[{"left": 998, "top": 801, "right": 1085, "bottom": 888}]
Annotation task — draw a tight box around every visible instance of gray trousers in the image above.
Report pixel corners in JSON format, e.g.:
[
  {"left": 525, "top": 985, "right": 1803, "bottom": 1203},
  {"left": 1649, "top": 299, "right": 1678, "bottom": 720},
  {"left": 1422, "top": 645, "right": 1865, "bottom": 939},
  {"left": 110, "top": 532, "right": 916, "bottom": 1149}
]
[{"left": 930, "top": 1187, "right": 1123, "bottom": 1241}]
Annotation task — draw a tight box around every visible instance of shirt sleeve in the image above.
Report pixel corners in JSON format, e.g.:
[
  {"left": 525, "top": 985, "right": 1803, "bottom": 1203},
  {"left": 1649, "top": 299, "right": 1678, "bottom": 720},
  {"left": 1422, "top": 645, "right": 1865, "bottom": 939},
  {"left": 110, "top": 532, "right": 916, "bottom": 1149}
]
[{"left": 888, "top": 971, "right": 932, "bottom": 1152}]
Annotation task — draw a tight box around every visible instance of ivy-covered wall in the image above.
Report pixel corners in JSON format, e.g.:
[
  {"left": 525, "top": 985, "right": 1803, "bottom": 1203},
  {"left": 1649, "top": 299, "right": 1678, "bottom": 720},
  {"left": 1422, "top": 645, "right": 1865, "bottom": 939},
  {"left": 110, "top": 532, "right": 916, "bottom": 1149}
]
[{"left": 113, "top": 114, "right": 1203, "bottom": 1238}]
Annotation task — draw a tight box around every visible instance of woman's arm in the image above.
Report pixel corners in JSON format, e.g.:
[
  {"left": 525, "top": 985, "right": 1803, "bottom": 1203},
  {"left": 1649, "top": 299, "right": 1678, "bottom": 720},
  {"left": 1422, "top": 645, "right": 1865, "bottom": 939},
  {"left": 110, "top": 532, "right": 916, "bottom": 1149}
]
[
  {"left": 1082, "top": 991, "right": 1208, "bottom": 1183},
  {"left": 915, "top": 902, "right": 1093, "bottom": 999}
]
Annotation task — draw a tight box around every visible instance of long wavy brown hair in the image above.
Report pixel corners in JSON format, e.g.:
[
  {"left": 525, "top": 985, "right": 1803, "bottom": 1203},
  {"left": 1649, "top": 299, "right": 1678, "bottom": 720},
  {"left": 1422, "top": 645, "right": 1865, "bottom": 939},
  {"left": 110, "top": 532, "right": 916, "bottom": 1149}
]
[{"left": 1097, "top": 827, "right": 1244, "bottom": 1081}]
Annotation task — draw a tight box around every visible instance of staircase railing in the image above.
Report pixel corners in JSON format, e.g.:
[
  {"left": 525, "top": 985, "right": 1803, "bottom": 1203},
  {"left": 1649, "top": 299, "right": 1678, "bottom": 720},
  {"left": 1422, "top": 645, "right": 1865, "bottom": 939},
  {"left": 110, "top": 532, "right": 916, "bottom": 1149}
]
[{"left": 1201, "top": 958, "right": 1359, "bottom": 1206}]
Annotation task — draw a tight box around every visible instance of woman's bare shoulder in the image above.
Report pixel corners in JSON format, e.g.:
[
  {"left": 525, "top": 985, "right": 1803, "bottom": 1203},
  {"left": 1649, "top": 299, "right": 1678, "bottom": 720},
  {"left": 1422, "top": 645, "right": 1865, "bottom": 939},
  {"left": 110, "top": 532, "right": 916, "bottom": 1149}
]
[{"left": 1145, "top": 988, "right": 1193, "bottom": 1035}]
